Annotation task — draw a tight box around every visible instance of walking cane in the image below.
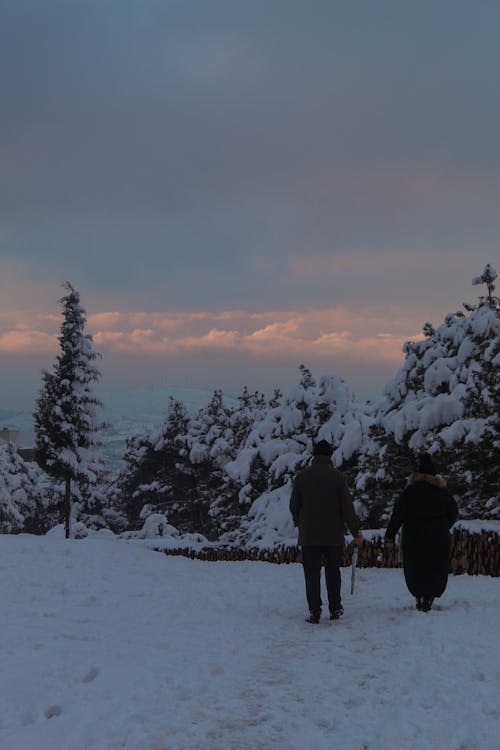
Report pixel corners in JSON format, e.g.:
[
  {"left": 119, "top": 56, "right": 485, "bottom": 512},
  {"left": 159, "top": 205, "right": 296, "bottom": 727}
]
[{"left": 350, "top": 546, "right": 358, "bottom": 595}]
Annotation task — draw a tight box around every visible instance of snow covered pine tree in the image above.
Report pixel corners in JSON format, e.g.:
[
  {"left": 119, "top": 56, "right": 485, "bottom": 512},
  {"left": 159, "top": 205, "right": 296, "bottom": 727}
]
[
  {"left": 0, "top": 441, "right": 45, "bottom": 533},
  {"left": 354, "top": 264, "right": 500, "bottom": 524},
  {"left": 34, "top": 282, "right": 105, "bottom": 538}
]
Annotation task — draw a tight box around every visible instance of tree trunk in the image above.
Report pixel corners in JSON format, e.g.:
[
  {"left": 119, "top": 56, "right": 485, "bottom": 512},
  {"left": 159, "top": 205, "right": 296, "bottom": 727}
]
[{"left": 64, "top": 477, "right": 71, "bottom": 539}]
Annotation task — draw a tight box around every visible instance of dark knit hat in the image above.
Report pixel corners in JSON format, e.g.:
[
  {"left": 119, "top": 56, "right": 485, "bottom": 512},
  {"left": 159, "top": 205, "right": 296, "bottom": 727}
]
[
  {"left": 418, "top": 453, "right": 438, "bottom": 476},
  {"left": 313, "top": 439, "right": 333, "bottom": 456}
]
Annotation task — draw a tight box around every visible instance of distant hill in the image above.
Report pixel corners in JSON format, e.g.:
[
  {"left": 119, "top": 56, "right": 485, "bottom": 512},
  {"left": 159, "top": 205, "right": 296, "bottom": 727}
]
[{"left": 0, "top": 386, "right": 223, "bottom": 468}]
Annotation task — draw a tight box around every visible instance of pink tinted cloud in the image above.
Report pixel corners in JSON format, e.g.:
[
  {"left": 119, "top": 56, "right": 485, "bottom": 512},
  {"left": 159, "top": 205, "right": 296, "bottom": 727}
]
[
  {"left": 0, "top": 328, "right": 56, "bottom": 354},
  {"left": 0, "top": 306, "right": 422, "bottom": 365}
]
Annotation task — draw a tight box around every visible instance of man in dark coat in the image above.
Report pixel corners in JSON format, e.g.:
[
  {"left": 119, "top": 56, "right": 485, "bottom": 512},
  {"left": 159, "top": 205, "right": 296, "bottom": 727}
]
[
  {"left": 385, "top": 453, "right": 459, "bottom": 612},
  {"left": 289, "top": 439, "right": 362, "bottom": 624}
]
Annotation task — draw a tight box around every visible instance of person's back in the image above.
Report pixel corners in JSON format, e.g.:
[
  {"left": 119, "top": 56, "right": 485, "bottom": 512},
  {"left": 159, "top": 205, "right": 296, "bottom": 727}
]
[
  {"left": 385, "top": 453, "right": 458, "bottom": 611},
  {"left": 292, "top": 457, "right": 357, "bottom": 546},
  {"left": 404, "top": 474, "right": 454, "bottom": 524},
  {"left": 290, "top": 440, "right": 362, "bottom": 624}
]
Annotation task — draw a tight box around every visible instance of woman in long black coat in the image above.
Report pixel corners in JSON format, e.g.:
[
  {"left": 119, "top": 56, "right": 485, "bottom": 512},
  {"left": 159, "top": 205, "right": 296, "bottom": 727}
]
[{"left": 385, "top": 453, "right": 459, "bottom": 612}]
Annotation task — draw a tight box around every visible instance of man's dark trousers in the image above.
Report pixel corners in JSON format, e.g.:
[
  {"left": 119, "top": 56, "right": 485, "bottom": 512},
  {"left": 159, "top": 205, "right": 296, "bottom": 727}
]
[{"left": 301, "top": 545, "right": 343, "bottom": 614}]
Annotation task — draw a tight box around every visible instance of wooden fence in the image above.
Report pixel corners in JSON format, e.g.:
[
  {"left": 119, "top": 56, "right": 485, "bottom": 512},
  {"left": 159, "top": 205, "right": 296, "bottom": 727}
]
[{"left": 158, "top": 528, "right": 499, "bottom": 578}]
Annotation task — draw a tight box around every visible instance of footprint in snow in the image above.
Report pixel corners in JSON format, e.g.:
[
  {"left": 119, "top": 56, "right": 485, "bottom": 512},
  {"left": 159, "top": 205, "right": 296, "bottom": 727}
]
[
  {"left": 82, "top": 667, "right": 99, "bottom": 683},
  {"left": 44, "top": 705, "right": 62, "bottom": 720}
]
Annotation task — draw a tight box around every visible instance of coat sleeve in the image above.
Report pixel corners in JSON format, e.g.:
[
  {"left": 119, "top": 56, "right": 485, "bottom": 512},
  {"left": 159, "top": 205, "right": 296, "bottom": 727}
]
[
  {"left": 289, "top": 475, "right": 301, "bottom": 526},
  {"left": 385, "top": 493, "right": 406, "bottom": 540},
  {"left": 339, "top": 475, "right": 361, "bottom": 536}
]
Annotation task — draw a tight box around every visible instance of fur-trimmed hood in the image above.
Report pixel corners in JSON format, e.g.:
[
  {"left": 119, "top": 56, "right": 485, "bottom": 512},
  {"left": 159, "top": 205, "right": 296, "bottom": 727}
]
[{"left": 407, "top": 472, "right": 447, "bottom": 489}]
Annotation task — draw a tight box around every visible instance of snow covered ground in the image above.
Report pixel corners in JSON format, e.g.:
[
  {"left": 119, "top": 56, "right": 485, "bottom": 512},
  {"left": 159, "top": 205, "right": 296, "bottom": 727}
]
[{"left": 1, "top": 535, "right": 499, "bottom": 750}]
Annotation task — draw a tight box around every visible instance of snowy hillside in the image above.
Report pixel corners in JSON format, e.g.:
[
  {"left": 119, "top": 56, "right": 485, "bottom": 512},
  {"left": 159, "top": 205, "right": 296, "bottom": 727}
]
[{"left": 1, "top": 534, "right": 499, "bottom": 750}]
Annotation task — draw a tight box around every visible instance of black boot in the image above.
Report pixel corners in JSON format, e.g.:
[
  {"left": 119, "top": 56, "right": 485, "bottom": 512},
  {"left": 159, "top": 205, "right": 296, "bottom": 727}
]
[
  {"left": 416, "top": 597, "right": 423, "bottom": 611},
  {"left": 306, "top": 608, "right": 321, "bottom": 624},
  {"left": 421, "top": 597, "right": 434, "bottom": 612},
  {"left": 329, "top": 605, "right": 344, "bottom": 620}
]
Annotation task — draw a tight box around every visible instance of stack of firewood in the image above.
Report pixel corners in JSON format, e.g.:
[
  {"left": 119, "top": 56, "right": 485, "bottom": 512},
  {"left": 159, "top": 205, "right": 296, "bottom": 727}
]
[
  {"left": 158, "top": 528, "right": 499, "bottom": 577},
  {"left": 449, "top": 528, "right": 499, "bottom": 576}
]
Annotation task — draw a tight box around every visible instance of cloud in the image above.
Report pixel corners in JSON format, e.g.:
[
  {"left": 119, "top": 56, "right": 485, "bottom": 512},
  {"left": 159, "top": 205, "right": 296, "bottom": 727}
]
[
  {"left": 1, "top": 2, "right": 497, "bottom": 409},
  {"left": 1, "top": 0, "right": 499, "bottom": 315},
  {"left": 0, "top": 328, "right": 56, "bottom": 354},
  {"left": 0, "top": 305, "right": 421, "bottom": 368}
]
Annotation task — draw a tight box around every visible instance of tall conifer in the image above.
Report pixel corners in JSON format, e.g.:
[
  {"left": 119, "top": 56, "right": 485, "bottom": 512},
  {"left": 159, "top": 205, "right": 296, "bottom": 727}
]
[{"left": 34, "top": 282, "right": 104, "bottom": 538}]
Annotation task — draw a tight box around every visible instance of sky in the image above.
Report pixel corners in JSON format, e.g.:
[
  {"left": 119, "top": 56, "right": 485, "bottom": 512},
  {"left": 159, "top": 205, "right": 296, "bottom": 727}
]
[{"left": 1, "top": 0, "right": 499, "bottom": 409}]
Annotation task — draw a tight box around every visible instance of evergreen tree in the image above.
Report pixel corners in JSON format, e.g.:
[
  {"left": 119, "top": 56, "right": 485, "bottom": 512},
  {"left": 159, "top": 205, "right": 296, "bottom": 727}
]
[
  {"left": 354, "top": 424, "right": 414, "bottom": 526},
  {"left": 472, "top": 263, "right": 499, "bottom": 310},
  {"left": 299, "top": 363, "right": 316, "bottom": 389},
  {"left": 222, "top": 369, "right": 369, "bottom": 545},
  {"left": 206, "top": 387, "right": 268, "bottom": 534},
  {"left": 0, "top": 442, "right": 47, "bottom": 533},
  {"left": 34, "top": 282, "right": 105, "bottom": 538},
  {"left": 268, "top": 388, "right": 283, "bottom": 409},
  {"left": 230, "top": 386, "right": 267, "bottom": 449},
  {"left": 182, "top": 390, "right": 236, "bottom": 537},
  {"left": 116, "top": 397, "right": 191, "bottom": 529},
  {"left": 355, "top": 265, "right": 500, "bottom": 524},
  {"left": 422, "top": 322, "right": 435, "bottom": 338}
]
